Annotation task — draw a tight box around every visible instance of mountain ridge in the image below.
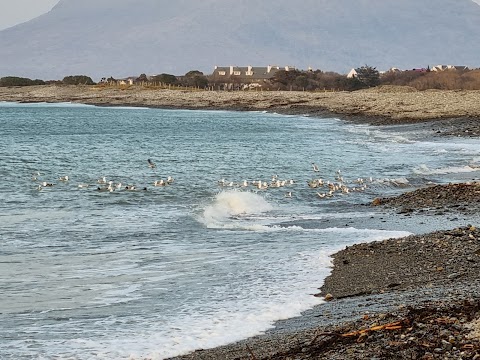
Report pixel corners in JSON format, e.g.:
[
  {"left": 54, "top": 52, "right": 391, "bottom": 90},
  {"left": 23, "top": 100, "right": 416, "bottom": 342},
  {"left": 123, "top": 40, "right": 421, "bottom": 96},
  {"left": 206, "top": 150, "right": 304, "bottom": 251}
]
[{"left": 1, "top": 0, "right": 480, "bottom": 80}]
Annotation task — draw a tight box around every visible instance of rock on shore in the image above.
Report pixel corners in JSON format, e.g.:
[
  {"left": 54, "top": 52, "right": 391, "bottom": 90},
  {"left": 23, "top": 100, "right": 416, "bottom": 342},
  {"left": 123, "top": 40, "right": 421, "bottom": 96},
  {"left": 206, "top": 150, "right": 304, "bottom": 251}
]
[
  {"left": 320, "top": 225, "right": 480, "bottom": 299},
  {"left": 372, "top": 182, "right": 480, "bottom": 215}
]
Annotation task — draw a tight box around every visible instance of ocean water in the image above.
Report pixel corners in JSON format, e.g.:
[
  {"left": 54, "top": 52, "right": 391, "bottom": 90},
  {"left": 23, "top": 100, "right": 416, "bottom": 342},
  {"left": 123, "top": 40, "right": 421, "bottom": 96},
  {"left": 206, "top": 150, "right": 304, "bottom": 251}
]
[{"left": 1, "top": 102, "right": 479, "bottom": 359}]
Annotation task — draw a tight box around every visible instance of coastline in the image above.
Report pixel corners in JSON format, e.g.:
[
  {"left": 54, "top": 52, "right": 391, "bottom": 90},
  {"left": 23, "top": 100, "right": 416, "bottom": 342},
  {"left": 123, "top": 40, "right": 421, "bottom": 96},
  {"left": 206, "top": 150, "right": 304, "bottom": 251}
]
[
  {"left": 2, "top": 85, "right": 480, "bottom": 358},
  {"left": 170, "top": 200, "right": 480, "bottom": 359},
  {"left": 0, "top": 85, "right": 480, "bottom": 137}
]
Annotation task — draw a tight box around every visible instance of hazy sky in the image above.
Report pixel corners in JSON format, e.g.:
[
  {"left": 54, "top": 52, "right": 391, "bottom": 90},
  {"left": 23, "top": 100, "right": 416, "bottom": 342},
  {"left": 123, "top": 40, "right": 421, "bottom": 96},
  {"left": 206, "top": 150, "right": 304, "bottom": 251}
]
[
  {"left": 1, "top": 0, "right": 480, "bottom": 31},
  {"left": 0, "top": 0, "right": 59, "bottom": 30}
]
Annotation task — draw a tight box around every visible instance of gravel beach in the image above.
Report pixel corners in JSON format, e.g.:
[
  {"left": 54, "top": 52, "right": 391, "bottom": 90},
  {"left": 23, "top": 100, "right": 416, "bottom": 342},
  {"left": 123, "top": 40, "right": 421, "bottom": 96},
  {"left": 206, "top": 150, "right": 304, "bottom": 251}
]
[
  {"left": 1, "top": 85, "right": 480, "bottom": 136},
  {"left": 2, "top": 85, "right": 480, "bottom": 359}
]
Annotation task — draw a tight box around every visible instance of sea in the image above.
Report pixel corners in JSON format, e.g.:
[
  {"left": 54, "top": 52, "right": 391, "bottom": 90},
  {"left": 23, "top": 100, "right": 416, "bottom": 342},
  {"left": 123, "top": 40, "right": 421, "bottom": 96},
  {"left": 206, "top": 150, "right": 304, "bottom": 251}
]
[{"left": 1, "top": 102, "right": 479, "bottom": 359}]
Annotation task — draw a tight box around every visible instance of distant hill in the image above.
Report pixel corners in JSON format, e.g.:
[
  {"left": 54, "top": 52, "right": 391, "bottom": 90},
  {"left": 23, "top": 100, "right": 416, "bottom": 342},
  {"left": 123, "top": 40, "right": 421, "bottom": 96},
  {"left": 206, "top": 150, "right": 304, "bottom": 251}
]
[{"left": 1, "top": 0, "right": 480, "bottom": 80}]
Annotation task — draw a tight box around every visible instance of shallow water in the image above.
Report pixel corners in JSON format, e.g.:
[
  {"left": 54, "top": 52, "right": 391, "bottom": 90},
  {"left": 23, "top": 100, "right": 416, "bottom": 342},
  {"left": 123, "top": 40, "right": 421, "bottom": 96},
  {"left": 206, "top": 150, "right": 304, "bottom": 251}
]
[{"left": 0, "top": 102, "right": 479, "bottom": 359}]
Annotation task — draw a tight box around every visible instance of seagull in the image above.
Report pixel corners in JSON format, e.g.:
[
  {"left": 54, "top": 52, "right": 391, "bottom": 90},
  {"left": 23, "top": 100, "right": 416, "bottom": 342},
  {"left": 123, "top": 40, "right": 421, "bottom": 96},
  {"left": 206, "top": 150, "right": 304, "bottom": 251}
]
[
  {"left": 147, "top": 159, "right": 156, "bottom": 168},
  {"left": 59, "top": 175, "right": 69, "bottom": 181},
  {"left": 285, "top": 191, "right": 292, "bottom": 198},
  {"left": 312, "top": 163, "right": 320, "bottom": 172}
]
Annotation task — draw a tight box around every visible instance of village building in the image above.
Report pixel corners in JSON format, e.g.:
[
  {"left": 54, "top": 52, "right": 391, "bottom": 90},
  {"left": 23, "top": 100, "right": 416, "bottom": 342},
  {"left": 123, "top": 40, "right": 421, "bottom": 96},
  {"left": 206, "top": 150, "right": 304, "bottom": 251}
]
[
  {"left": 209, "top": 65, "right": 296, "bottom": 90},
  {"left": 431, "top": 65, "right": 469, "bottom": 72},
  {"left": 346, "top": 68, "right": 357, "bottom": 78}
]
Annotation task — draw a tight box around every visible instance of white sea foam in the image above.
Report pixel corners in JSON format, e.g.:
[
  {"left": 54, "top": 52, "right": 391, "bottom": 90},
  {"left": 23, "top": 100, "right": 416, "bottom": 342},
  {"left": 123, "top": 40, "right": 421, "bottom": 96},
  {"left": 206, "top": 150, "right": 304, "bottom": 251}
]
[
  {"left": 200, "top": 190, "right": 274, "bottom": 229},
  {"left": 374, "top": 177, "right": 410, "bottom": 187},
  {"left": 413, "top": 164, "right": 480, "bottom": 175},
  {"left": 33, "top": 227, "right": 412, "bottom": 360},
  {"left": 345, "top": 125, "right": 415, "bottom": 144},
  {"left": 0, "top": 101, "right": 96, "bottom": 108}
]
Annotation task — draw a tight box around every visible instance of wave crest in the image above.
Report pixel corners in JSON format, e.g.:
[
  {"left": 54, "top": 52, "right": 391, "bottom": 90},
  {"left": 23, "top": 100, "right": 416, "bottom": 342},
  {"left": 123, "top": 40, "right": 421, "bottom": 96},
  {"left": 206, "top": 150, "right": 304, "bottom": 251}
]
[{"left": 201, "top": 191, "right": 274, "bottom": 229}]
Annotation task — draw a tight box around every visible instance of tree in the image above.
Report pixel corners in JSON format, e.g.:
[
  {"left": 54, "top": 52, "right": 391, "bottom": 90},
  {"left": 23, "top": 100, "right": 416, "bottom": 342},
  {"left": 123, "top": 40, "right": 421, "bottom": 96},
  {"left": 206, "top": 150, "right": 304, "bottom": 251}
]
[
  {"left": 182, "top": 70, "right": 208, "bottom": 88},
  {"left": 355, "top": 65, "right": 380, "bottom": 88},
  {"left": 271, "top": 69, "right": 302, "bottom": 87},
  {"left": 150, "top": 73, "right": 177, "bottom": 85},
  {"left": 0, "top": 76, "right": 45, "bottom": 86},
  {"left": 294, "top": 75, "right": 309, "bottom": 89},
  {"left": 136, "top": 73, "right": 148, "bottom": 82},
  {"left": 62, "top": 75, "right": 95, "bottom": 85},
  {"left": 184, "top": 70, "right": 204, "bottom": 78}
]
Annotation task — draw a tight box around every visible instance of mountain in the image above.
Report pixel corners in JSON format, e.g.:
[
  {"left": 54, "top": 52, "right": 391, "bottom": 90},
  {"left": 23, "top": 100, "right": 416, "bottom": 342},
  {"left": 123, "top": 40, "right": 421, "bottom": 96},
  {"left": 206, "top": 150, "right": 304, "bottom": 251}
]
[{"left": 1, "top": 0, "right": 480, "bottom": 80}]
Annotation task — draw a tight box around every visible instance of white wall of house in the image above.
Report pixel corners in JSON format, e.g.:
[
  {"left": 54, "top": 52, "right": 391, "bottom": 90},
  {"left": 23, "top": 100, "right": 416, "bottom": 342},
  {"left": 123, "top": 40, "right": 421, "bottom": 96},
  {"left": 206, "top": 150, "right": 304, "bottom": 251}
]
[{"left": 347, "top": 68, "right": 357, "bottom": 78}]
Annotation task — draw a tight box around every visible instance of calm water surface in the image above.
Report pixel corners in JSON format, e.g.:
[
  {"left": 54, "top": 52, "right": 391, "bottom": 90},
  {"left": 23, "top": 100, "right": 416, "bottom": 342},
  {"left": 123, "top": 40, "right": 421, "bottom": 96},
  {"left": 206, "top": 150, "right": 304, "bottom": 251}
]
[{"left": 0, "top": 102, "right": 479, "bottom": 359}]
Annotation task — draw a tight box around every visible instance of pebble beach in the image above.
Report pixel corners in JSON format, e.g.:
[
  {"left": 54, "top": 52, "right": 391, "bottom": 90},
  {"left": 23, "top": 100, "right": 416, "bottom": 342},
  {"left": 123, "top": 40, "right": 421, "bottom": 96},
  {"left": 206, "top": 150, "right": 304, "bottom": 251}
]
[{"left": 2, "top": 85, "right": 480, "bottom": 359}]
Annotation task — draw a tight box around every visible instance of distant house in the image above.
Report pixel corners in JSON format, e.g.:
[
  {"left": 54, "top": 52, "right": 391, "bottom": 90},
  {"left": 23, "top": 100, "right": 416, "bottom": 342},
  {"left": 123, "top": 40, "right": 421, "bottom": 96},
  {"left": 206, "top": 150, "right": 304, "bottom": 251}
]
[
  {"left": 347, "top": 68, "right": 358, "bottom": 78},
  {"left": 431, "top": 65, "right": 448, "bottom": 72},
  {"left": 447, "top": 65, "right": 469, "bottom": 71},
  {"left": 210, "top": 65, "right": 296, "bottom": 89},
  {"left": 431, "top": 65, "right": 469, "bottom": 72},
  {"left": 117, "top": 77, "right": 135, "bottom": 85},
  {"left": 387, "top": 67, "right": 402, "bottom": 73}
]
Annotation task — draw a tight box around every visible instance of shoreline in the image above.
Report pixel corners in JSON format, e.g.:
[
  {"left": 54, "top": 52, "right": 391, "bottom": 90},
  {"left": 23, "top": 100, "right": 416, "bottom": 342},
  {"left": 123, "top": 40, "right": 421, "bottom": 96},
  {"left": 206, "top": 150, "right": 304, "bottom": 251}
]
[
  {"left": 168, "top": 186, "right": 480, "bottom": 359},
  {"left": 0, "top": 85, "right": 479, "bottom": 137},
  {"left": 2, "top": 86, "right": 480, "bottom": 358}
]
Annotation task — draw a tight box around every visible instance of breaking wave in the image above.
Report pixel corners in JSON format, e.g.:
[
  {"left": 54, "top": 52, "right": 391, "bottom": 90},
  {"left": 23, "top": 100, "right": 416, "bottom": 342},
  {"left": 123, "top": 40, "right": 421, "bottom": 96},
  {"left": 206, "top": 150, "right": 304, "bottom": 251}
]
[{"left": 413, "top": 164, "right": 480, "bottom": 175}]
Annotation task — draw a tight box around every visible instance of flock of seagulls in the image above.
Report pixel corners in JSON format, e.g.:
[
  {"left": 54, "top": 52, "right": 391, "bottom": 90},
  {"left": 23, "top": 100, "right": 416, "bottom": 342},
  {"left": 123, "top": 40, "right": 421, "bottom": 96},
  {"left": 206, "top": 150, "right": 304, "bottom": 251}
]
[
  {"left": 31, "top": 159, "right": 376, "bottom": 200},
  {"left": 216, "top": 166, "right": 374, "bottom": 200},
  {"left": 33, "top": 159, "right": 175, "bottom": 193}
]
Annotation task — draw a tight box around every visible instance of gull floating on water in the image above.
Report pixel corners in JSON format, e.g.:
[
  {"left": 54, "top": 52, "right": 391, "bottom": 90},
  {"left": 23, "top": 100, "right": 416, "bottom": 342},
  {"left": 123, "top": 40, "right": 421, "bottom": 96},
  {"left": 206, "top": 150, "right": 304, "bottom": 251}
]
[
  {"left": 154, "top": 180, "right": 166, "bottom": 186},
  {"left": 59, "top": 175, "right": 69, "bottom": 181}
]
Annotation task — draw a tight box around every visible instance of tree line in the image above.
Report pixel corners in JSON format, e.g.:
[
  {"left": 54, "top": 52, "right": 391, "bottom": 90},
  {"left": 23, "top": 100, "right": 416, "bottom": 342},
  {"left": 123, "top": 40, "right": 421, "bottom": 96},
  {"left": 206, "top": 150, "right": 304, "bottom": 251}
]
[{"left": 2, "top": 66, "right": 480, "bottom": 90}]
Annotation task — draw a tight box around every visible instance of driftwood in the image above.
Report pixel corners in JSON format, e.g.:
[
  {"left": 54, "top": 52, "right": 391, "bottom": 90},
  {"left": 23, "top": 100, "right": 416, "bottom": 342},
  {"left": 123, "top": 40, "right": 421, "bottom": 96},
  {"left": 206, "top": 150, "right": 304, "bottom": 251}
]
[{"left": 310, "top": 319, "right": 410, "bottom": 346}]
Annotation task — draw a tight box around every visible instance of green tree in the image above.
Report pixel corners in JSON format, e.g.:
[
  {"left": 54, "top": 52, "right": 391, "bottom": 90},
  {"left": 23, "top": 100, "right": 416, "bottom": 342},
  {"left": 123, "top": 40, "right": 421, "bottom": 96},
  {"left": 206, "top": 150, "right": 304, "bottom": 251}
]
[
  {"left": 184, "top": 70, "right": 204, "bottom": 78},
  {"left": 294, "top": 75, "right": 309, "bottom": 89},
  {"left": 355, "top": 65, "right": 380, "bottom": 88},
  {"left": 62, "top": 75, "right": 95, "bottom": 85},
  {"left": 0, "top": 76, "right": 45, "bottom": 86},
  {"left": 183, "top": 70, "right": 208, "bottom": 88},
  {"left": 150, "top": 73, "right": 178, "bottom": 85}
]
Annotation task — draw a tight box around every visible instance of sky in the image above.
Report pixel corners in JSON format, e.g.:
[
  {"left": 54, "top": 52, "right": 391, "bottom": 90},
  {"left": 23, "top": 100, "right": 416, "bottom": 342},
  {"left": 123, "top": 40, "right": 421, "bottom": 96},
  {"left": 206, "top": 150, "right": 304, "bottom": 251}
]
[
  {"left": 0, "top": 0, "right": 59, "bottom": 30},
  {"left": 1, "top": 0, "right": 480, "bottom": 31}
]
